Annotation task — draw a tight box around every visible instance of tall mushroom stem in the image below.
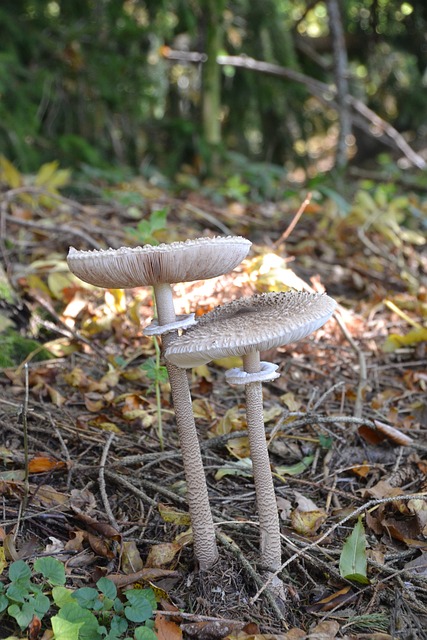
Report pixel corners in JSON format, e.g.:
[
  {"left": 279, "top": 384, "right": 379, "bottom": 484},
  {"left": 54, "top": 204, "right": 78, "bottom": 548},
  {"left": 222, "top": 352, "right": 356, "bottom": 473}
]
[
  {"left": 243, "top": 351, "right": 282, "bottom": 572},
  {"left": 153, "top": 283, "right": 219, "bottom": 571}
]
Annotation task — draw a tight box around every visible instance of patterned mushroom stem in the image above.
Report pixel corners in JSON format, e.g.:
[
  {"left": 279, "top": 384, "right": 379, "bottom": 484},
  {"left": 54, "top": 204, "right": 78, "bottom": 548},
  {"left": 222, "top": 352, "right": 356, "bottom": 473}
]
[
  {"left": 154, "top": 283, "right": 219, "bottom": 571},
  {"left": 242, "top": 351, "right": 282, "bottom": 572}
]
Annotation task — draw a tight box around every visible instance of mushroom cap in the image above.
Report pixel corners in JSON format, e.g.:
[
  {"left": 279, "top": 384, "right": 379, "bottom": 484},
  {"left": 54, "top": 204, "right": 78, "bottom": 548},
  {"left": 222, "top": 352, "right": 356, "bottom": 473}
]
[
  {"left": 67, "top": 236, "right": 251, "bottom": 288},
  {"left": 164, "top": 291, "right": 337, "bottom": 368}
]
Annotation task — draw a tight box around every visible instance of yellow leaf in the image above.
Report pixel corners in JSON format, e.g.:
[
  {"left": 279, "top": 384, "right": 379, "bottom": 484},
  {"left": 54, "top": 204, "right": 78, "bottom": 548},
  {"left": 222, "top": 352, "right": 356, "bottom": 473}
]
[
  {"left": 47, "top": 271, "right": 76, "bottom": 300},
  {"left": 280, "top": 392, "right": 302, "bottom": 412},
  {"left": 158, "top": 503, "right": 191, "bottom": 526},
  {"left": 211, "top": 405, "right": 246, "bottom": 436},
  {"left": 383, "top": 327, "right": 427, "bottom": 352},
  {"left": 0, "top": 156, "right": 22, "bottom": 188},
  {"left": 212, "top": 355, "right": 242, "bottom": 369},
  {"left": 35, "top": 161, "right": 71, "bottom": 191},
  {"left": 105, "top": 289, "right": 127, "bottom": 313},
  {"left": 192, "top": 398, "right": 216, "bottom": 421},
  {"left": 226, "top": 436, "right": 250, "bottom": 459}
]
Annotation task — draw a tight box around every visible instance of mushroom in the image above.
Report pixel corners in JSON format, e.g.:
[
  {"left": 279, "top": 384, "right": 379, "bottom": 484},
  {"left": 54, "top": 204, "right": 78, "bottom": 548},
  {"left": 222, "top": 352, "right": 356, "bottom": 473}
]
[
  {"left": 164, "top": 291, "right": 337, "bottom": 573},
  {"left": 67, "top": 236, "right": 252, "bottom": 571}
]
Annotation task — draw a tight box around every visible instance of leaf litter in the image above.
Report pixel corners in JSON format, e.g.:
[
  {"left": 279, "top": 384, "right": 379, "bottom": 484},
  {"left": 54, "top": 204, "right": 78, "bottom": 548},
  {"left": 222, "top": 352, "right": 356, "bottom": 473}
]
[{"left": 0, "top": 167, "right": 426, "bottom": 638}]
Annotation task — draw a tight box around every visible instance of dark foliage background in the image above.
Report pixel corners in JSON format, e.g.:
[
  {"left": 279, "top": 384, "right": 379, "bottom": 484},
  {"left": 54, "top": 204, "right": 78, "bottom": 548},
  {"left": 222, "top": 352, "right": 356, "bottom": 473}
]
[{"left": 1, "top": 0, "right": 427, "bottom": 178}]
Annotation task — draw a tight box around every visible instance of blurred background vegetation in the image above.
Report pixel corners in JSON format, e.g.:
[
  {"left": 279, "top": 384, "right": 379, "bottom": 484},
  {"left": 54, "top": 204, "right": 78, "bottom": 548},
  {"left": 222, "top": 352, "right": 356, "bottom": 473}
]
[{"left": 1, "top": 0, "right": 427, "bottom": 191}]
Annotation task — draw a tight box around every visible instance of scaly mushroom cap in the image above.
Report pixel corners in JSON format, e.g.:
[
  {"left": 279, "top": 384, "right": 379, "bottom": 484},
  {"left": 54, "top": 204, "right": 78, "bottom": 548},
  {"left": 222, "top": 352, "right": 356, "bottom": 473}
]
[
  {"left": 165, "top": 291, "right": 337, "bottom": 367},
  {"left": 67, "top": 236, "right": 251, "bottom": 288}
]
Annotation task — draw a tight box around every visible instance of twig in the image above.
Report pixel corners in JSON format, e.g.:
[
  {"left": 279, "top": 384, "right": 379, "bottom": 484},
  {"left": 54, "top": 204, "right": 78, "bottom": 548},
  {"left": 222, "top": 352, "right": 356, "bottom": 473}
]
[
  {"left": 273, "top": 192, "right": 312, "bottom": 248},
  {"left": 333, "top": 310, "right": 367, "bottom": 419},
  {"left": 4, "top": 213, "right": 102, "bottom": 249},
  {"left": 103, "top": 470, "right": 157, "bottom": 507},
  {"left": 164, "top": 49, "right": 426, "bottom": 169},
  {"left": 216, "top": 531, "right": 287, "bottom": 624},
  {"left": 251, "top": 492, "right": 427, "bottom": 604},
  {"left": 99, "top": 433, "right": 120, "bottom": 530}
]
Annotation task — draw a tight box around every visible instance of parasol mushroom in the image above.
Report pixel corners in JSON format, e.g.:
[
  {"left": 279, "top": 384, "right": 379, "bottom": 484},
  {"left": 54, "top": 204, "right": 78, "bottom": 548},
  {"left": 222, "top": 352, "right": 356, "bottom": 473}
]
[
  {"left": 164, "top": 291, "right": 337, "bottom": 573},
  {"left": 67, "top": 236, "right": 252, "bottom": 571}
]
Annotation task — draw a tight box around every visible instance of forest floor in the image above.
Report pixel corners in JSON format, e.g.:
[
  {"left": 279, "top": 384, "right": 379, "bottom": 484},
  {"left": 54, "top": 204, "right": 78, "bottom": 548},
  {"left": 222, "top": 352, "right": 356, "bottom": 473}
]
[{"left": 0, "top": 167, "right": 426, "bottom": 640}]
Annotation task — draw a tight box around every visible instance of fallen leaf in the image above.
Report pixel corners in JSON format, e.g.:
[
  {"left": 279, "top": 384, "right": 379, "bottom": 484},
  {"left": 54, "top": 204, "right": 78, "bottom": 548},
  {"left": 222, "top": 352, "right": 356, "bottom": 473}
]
[
  {"left": 158, "top": 503, "right": 191, "bottom": 526},
  {"left": 291, "top": 492, "right": 327, "bottom": 536},
  {"left": 339, "top": 517, "right": 370, "bottom": 584},
  {"left": 307, "top": 620, "right": 340, "bottom": 638},
  {"left": 305, "top": 586, "right": 355, "bottom": 613},
  {"left": 146, "top": 542, "right": 181, "bottom": 568},
  {"left": 226, "top": 436, "right": 250, "bottom": 459},
  {"left": 383, "top": 327, "right": 427, "bottom": 352},
  {"left": 276, "top": 455, "right": 314, "bottom": 477},
  {"left": 28, "top": 456, "right": 67, "bottom": 474},
  {"left": 215, "top": 459, "right": 253, "bottom": 480},
  {"left": 155, "top": 613, "right": 183, "bottom": 640},
  {"left": 121, "top": 540, "right": 144, "bottom": 574}
]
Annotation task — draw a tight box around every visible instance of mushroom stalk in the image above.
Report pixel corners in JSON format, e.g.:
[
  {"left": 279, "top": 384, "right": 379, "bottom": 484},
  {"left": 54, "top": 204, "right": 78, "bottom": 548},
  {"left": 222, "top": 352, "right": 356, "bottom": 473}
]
[
  {"left": 243, "top": 352, "right": 282, "bottom": 572},
  {"left": 153, "top": 284, "right": 219, "bottom": 571}
]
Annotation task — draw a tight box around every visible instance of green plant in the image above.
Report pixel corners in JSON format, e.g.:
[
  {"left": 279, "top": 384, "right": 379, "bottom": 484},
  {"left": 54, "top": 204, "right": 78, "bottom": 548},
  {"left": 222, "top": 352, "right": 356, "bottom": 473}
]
[
  {"left": 125, "top": 208, "right": 168, "bottom": 246},
  {"left": 0, "top": 558, "right": 158, "bottom": 639}
]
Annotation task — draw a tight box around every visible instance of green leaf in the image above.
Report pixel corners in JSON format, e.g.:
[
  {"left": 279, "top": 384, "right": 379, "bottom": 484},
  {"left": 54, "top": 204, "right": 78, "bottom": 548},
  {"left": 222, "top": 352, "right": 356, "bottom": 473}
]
[
  {"left": 34, "top": 556, "right": 66, "bottom": 586},
  {"left": 58, "top": 601, "right": 102, "bottom": 640},
  {"left": 275, "top": 455, "right": 314, "bottom": 477},
  {"left": 33, "top": 592, "right": 51, "bottom": 616},
  {"left": 51, "top": 615, "right": 84, "bottom": 640},
  {"left": 96, "top": 577, "right": 117, "bottom": 600},
  {"left": 339, "top": 517, "right": 370, "bottom": 584},
  {"left": 0, "top": 594, "right": 8, "bottom": 612},
  {"left": 134, "top": 627, "right": 158, "bottom": 640},
  {"left": 124, "top": 589, "right": 155, "bottom": 623},
  {"left": 52, "top": 586, "right": 75, "bottom": 608},
  {"left": 8, "top": 601, "right": 35, "bottom": 630},
  {"left": 6, "top": 583, "right": 28, "bottom": 603},
  {"left": 9, "top": 560, "right": 31, "bottom": 582},
  {"left": 72, "top": 586, "right": 100, "bottom": 609}
]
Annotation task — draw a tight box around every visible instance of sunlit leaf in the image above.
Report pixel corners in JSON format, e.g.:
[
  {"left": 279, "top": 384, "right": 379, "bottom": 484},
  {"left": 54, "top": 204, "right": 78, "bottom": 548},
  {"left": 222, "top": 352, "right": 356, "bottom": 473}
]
[
  {"left": 339, "top": 517, "right": 370, "bottom": 584},
  {"left": 383, "top": 327, "right": 427, "bottom": 352},
  {"left": 0, "top": 156, "right": 22, "bottom": 188}
]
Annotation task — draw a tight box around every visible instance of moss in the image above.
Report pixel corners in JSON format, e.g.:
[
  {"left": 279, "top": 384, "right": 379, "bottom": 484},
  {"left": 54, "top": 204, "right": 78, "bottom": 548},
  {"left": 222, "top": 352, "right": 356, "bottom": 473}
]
[{"left": 0, "top": 329, "right": 53, "bottom": 368}]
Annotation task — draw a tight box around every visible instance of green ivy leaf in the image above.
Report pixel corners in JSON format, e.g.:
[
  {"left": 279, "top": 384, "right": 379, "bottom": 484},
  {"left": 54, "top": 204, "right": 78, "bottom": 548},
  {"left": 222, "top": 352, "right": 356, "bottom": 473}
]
[
  {"left": 124, "top": 589, "right": 156, "bottom": 623},
  {"left": 51, "top": 615, "right": 84, "bottom": 640},
  {"left": 134, "top": 626, "right": 158, "bottom": 640},
  {"left": 96, "top": 577, "right": 117, "bottom": 600},
  {"left": 58, "top": 601, "right": 102, "bottom": 640},
  {"left": 9, "top": 560, "right": 31, "bottom": 582},
  {"left": 72, "top": 586, "right": 100, "bottom": 609},
  {"left": 339, "top": 517, "right": 370, "bottom": 584},
  {"left": 34, "top": 556, "right": 66, "bottom": 586},
  {"left": 33, "top": 592, "right": 51, "bottom": 616},
  {"left": 8, "top": 601, "right": 35, "bottom": 630},
  {"left": 52, "top": 586, "right": 75, "bottom": 608}
]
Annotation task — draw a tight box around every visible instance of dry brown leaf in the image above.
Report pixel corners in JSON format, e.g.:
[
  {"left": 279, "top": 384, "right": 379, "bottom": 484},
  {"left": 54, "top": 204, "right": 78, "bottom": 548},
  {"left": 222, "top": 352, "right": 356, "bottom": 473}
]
[
  {"left": 107, "top": 567, "right": 182, "bottom": 588},
  {"left": 307, "top": 620, "right": 340, "bottom": 639},
  {"left": 28, "top": 456, "right": 67, "bottom": 473},
  {"left": 121, "top": 540, "right": 144, "bottom": 574},
  {"left": 305, "top": 586, "right": 355, "bottom": 613},
  {"left": 145, "top": 542, "right": 181, "bottom": 568},
  {"left": 291, "top": 492, "right": 327, "bottom": 536},
  {"left": 155, "top": 612, "right": 183, "bottom": 640}
]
